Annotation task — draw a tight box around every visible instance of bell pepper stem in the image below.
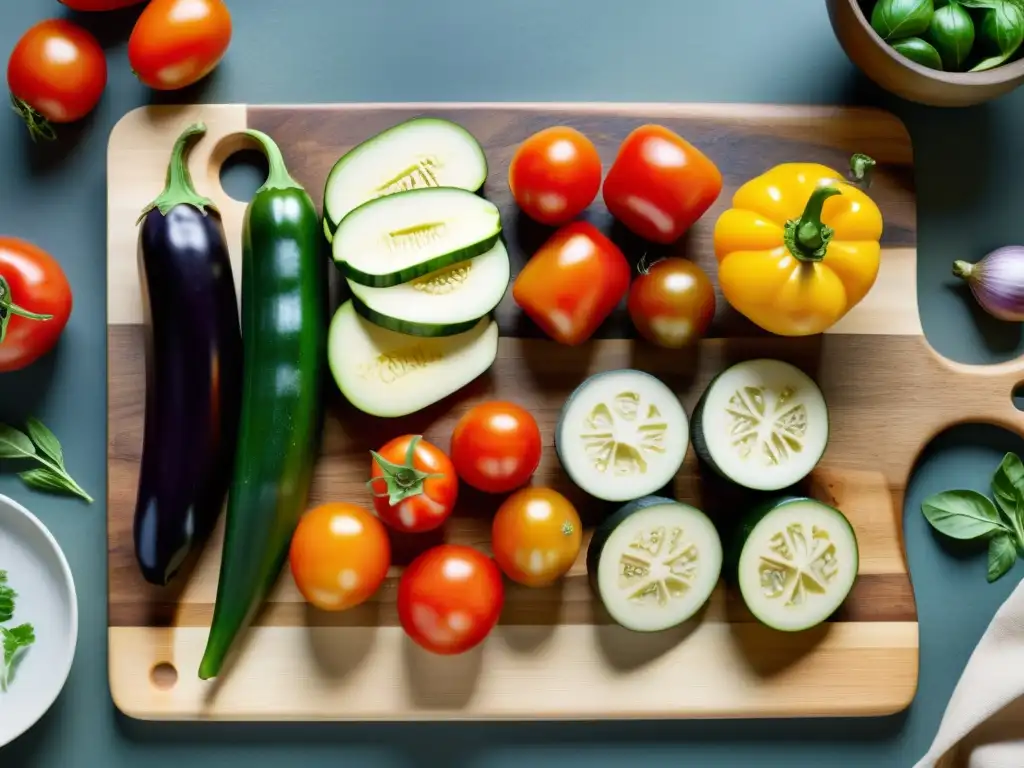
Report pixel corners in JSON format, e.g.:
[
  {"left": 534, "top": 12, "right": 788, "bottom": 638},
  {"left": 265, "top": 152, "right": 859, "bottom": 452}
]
[
  {"left": 138, "top": 122, "right": 217, "bottom": 223},
  {"left": 785, "top": 186, "right": 842, "bottom": 262},
  {"left": 0, "top": 275, "right": 52, "bottom": 345}
]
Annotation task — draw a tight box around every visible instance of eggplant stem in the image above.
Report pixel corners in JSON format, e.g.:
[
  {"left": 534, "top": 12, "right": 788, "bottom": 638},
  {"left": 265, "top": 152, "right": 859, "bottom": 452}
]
[
  {"left": 952, "top": 260, "right": 976, "bottom": 280},
  {"left": 138, "top": 122, "right": 218, "bottom": 223}
]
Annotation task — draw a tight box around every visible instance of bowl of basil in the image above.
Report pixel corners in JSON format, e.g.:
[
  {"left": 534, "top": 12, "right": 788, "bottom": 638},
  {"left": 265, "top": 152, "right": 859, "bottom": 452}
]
[{"left": 827, "top": 0, "right": 1024, "bottom": 106}]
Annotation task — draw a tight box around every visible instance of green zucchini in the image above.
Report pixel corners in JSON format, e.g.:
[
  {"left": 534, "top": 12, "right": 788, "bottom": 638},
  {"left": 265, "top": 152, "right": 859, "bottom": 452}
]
[{"left": 198, "top": 130, "right": 326, "bottom": 680}]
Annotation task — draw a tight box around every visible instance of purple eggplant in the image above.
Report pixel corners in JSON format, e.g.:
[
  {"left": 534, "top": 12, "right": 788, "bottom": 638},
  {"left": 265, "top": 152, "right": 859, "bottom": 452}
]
[{"left": 133, "top": 122, "right": 243, "bottom": 586}]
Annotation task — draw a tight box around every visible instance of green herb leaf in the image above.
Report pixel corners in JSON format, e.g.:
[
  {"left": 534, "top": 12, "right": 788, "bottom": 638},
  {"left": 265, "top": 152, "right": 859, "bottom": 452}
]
[
  {"left": 0, "top": 577, "right": 14, "bottom": 624},
  {"left": 0, "top": 425, "right": 36, "bottom": 460},
  {"left": 991, "top": 452, "right": 1024, "bottom": 517},
  {"left": 25, "top": 417, "right": 63, "bottom": 468},
  {"left": 893, "top": 36, "right": 946, "bottom": 67},
  {"left": 987, "top": 533, "right": 1018, "bottom": 582},
  {"left": 970, "top": 2, "right": 1024, "bottom": 69},
  {"left": 921, "top": 489, "right": 1010, "bottom": 539},
  {"left": 873, "top": 0, "right": 937, "bottom": 41},
  {"left": 1, "top": 623, "right": 34, "bottom": 691},
  {"left": 19, "top": 467, "right": 92, "bottom": 503},
  {"left": 0, "top": 419, "right": 93, "bottom": 503},
  {"left": 928, "top": 2, "right": 976, "bottom": 69}
]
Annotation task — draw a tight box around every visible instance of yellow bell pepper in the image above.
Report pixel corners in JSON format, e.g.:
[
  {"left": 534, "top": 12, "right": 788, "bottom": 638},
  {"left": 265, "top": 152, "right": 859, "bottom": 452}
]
[{"left": 713, "top": 157, "right": 884, "bottom": 336}]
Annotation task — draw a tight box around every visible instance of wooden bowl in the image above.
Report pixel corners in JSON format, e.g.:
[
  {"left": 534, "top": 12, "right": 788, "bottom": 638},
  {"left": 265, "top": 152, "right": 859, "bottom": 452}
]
[{"left": 826, "top": 0, "right": 1024, "bottom": 107}]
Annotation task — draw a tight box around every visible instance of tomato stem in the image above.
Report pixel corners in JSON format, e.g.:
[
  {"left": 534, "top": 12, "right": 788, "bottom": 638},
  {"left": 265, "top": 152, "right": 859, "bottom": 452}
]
[
  {"left": 138, "top": 122, "right": 217, "bottom": 222},
  {"left": 367, "top": 436, "right": 444, "bottom": 506},
  {"left": 0, "top": 276, "right": 52, "bottom": 345},
  {"left": 783, "top": 186, "right": 842, "bottom": 263},
  {"left": 9, "top": 95, "right": 56, "bottom": 142}
]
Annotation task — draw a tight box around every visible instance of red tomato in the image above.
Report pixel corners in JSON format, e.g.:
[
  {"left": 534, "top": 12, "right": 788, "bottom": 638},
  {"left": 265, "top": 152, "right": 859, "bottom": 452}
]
[
  {"left": 59, "top": 0, "right": 147, "bottom": 9},
  {"left": 0, "top": 238, "right": 73, "bottom": 372},
  {"left": 7, "top": 20, "right": 106, "bottom": 134},
  {"left": 450, "top": 401, "right": 542, "bottom": 494},
  {"left": 398, "top": 544, "right": 504, "bottom": 655},
  {"left": 368, "top": 435, "right": 458, "bottom": 533},
  {"left": 628, "top": 258, "right": 716, "bottom": 348},
  {"left": 289, "top": 503, "right": 391, "bottom": 612},
  {"left": 492, "top": 487, "right": 582, "bottom": 587},
  {"left": 602, "top": 125, "right": 723, "bottom": 244},
  {"left": 128, "top": 0, "right": 232, "bottom": 91},
  {"left": 512, "top": 221, "right": 631, "bottom": 345},
  {"left": 509, "top": 126, "right": 602, "bottom": 226}
]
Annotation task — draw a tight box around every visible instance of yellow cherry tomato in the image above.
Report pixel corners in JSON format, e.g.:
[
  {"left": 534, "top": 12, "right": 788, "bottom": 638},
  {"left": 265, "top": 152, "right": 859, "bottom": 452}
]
[{"left": 491, "top": 487, "right": 582, "bottom": 587}]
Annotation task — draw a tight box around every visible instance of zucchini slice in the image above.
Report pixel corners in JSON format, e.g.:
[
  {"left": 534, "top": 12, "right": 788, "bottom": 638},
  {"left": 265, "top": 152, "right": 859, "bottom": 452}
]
[
  {"left": 735, "top": 497, "right": 859, "bottom": 632},
  {"left": 328, "top": 300, "right": 498, "bottom": 418},
  {"left": 334, "top": 187, "right": 502, "bottom": 287},
  {"left": 556, "top": 370, "right": 688, "bottom": 502},
  {"left": 348, "top": 240, "right": 510, "bottom": 337},
  {"left": 691, "top": 359, "right": 828, "bottom": 491},
  {"left": 323, "top": 117, "right": 488, "bottom": 244},
  {"left": 587, "top": 496, "right": 723, "bottom": 632}
]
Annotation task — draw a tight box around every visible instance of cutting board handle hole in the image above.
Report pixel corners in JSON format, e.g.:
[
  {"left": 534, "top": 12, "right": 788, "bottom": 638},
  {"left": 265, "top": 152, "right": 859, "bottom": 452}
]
[
  {"left": 217, "top": 145, "right": 269, "bottom": 203},
  {"left": 150, "top": 662, "right": 178, "bottom": 691},
  {"left": 1012, "top": 384, "right": 1024, "bottom": 412}
]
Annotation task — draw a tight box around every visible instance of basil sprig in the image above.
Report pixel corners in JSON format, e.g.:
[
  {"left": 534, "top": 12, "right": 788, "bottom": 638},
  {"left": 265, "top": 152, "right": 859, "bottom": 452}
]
[{"left": 921, "top": 452, "right": 1024, "bottom": 582}]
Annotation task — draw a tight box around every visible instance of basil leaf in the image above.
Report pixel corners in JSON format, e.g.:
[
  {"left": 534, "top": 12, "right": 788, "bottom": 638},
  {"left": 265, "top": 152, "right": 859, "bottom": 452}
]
[
  {"left": 970, "top": 2, "right": 1024, "bottom": 69},
  {"left": 893, "top": 36, "right": 946, "bottom": 67},
  {"left": 921, "top": 489, "right": 1009, "bottom": 539},
  {"left": 873, "top": 0, "right": 936, "bottom": 40},
  {"left": 25, "top": 417, "right": 63, "bottom": 468},
  {"left": 19, "top": 467, "right": 79, "bottom": 497},
  {"left": 960, "top": 0, "right": 1009, "bottom": 9},
  {"left": 1, "top": 623, "right": 34, "bottom": 690},
  {"left": 928, "top": 2, "right": 977, "bottom": 69},
  {"left": 0, "top": 425, "right": 35, "bottom": 460},
  {"left": 991, "top": 452, "right": 1024, "bottom": 521},
  {"left": 987, "top": 533, "right": 1018, "bottom": 582}
]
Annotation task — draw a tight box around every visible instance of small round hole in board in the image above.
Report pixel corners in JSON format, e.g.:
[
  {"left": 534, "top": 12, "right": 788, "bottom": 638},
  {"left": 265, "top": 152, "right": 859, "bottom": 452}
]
[
  {"left": 150, "top": 662, "right": 178, "bottom": 690},
  {"left": 219, "top": 149, "right": 269, "bottom": 203},
  {"left": 1013, "top": 384, "right": 1024, "bottom": 412}
]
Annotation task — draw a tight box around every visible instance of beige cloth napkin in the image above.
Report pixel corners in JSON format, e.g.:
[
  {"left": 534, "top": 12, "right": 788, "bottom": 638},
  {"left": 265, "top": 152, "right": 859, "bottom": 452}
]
[{"left": 915, "top": 578, "right": 1024, "bottom": 768}]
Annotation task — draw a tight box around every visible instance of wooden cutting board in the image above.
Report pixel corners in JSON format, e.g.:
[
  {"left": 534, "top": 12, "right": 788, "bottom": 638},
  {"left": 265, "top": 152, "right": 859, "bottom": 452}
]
[{"left": 107, "top": 102, "right": 1019, "bottom": 722}]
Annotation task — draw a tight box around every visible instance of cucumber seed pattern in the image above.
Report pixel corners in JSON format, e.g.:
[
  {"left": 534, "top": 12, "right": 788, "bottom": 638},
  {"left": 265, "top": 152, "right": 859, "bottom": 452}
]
[
  {"left": 581, "top": 391, "right": 668, "bottom": 476},
  {"left": 727, "top": 385, "right": 808, "bottom": 465},
  {"left": 619, "top": 524, "right": 701, "bottom": 608},
  {"left": 412, "top": 262, "right": 473, "bottom": 295},
  {"left": 759, "top": 523, "right": 840, "bottom": 606},
  {"left": 375, "top": 158, "right": 440, "bottom": 197},
  {"left": 385, "top": 222, "right": 447, "bottom": 253}
]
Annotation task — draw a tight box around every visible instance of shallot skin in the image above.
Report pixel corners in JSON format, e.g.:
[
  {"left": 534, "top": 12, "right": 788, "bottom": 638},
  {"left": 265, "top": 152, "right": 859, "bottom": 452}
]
[{"left": 953, "top": 246, "right": 1024, "bottom": 322}]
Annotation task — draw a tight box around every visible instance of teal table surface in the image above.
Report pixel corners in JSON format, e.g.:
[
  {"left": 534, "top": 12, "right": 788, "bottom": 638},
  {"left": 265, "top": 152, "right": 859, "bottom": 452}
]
[{"left": 2, "top": 0, "right": 1023, "bottom": 765}]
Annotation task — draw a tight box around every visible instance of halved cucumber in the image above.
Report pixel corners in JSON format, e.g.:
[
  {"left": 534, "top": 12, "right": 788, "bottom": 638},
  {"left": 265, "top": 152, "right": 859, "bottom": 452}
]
[
  {"left": 735, "top": 497, "right": 858, "bottom": 632},
  {"left": 587, "top": 496, "right": 723, "bottom": 632},
  {"left": 691, "top": 359, "right": 828, "bottom": 492},
  {"left": 348, "top": 240, "right": 510, "bottom": 337},
  {"left": 323, "top": 117, "right": 488, "bottom": 244},
  {"left": 328, "top": 300, "right": 498, "bottom": 418},
  {"left": 334, "top": 187, "right": 502, "bottom": 288},
  {"left": 555, "top": 370, "right": 688, "bottom": 502}
]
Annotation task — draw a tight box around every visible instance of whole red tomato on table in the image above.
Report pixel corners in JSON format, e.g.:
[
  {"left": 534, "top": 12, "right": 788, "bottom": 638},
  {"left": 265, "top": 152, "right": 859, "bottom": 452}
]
[
  {"left": 0, "top": 238, "right": 72, "bottom": 372},
  {"left": 628, "top": 257, "right": 716, "bottom": 347},
  {"left": 450, "top": 401, "right": 542, "bottom": 494},
  {"left": 129, "top": 0, "right": 232, "bottom": 90},
  {"left": 398, "top": 544, "right": 504, "bottom": 655},
  {"left": 368, "top": 435, "right": 458, "bottom": 533},
  {"left": 509, "top": 126, "right": 602, "bottom": 226}
]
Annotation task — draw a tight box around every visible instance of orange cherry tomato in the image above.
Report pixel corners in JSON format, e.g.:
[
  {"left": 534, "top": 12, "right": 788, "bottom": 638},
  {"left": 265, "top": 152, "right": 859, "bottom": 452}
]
[
  {"left": 7, "top": 20, "right": 106, "bottom": 133},
  {"left": 450, "top": 401, "right": 542, "bottom": 494},
  {"left": 369, "top": 434, "right": 458, "bottom": 533},
  {"left": 289, "top": 503, "right": 391, "bottom": 612},
  {"left": 492, "top": 487, "right": 582, "bottom": 587},
  {"left": 509, "top": 126, "right": 602, "bottom": 226},
  {"left": 628, "top": 257, "right": 716, "bottom": 348},
  {"left": 397, "top": 544, "right": 504, "bottom": 655},
  {"left": 512, "top": 221, "right": 631, "bottom": 346},
  {"left": 128, "top": 0, "right": 232, "bottom": 91},
  {"left": 602, "top": 125, "right": 723, "bottom": 244}
]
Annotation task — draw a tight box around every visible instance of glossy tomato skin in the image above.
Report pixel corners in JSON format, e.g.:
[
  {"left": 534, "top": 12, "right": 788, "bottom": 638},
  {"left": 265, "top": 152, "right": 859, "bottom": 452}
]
[
  {"left": 7, "top": 20, "right": 106, "bottom": 124},
  {"left": 398, "top": 544, "right": 504, "bottom": 655},
  {"left": 129, "top": 0, "right": 232, "bottom": 91},
  {"left": 492, "top": 487, "right": 582, "bottom": 587},
  {"left": 289, "top": 503, "right": 391, "bottom": 612},
  {"left": 628, "top": 258, "right": 716, "bottom": 348},
  {"left": 450, "top": 402, "right": 542, "bottom": 494},
  {"left": 369, "top": 435, "right": 458, "bottom": 533},
  {"left": 0, "top": 238, "right": 72, "bottom": 372},
  {"left": 60, "top": 0, "right": 147, "bottom": 9},
  {"left": 602, "top": 125, "right": 723, "bottom": 245},
  {"left": 509, "top": 126, "right": 602, "bottom": 226},
  {"left": 512, "top": 221, "right": 631, "bottom": 346}
]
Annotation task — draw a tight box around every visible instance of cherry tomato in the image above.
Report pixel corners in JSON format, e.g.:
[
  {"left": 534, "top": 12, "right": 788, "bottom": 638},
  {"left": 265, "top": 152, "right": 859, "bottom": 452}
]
[
  {"left": 289, "top": 503, "right": 391, "bottom": 612},
  {"left": 0, "top": 238, "right": 73, "bottom": 373},
  {"left": 128, "top": 0, "right": 232, "bottom": 91},
  {"left": 450, "top": 401, "right": 542, "bottom": 494},
  {"left": 59, "top": 0, "right": 147, "bottom": 9},
  {"left": 397, "top": 544, "right": 504, "bottom": 655},
  {"left": 509, "top": 126, "right": 602, "bottom": 226},
  {"left": 7, "top": 20, "right": 106, "bottom": 136},
  {"left": 628, "top": 258, "right": 716, "bottom": 348},
  {"left": 602, "top": 124, "right": 723, "bottom": 245},
  {"left": 368, "top": 435, "right": 458, "bottom": 533},
  {"left": 492, "top": 487, "right": 582, "bottom": 587},
  {"left": 512, "top": 221, "right": 631, "bottom": 346}
]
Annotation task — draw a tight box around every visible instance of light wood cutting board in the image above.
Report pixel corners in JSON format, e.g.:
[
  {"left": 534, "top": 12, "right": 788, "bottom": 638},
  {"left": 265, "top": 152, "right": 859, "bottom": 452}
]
[{"left": 107, "top": 102, "right": 1022, "bottom": 722}]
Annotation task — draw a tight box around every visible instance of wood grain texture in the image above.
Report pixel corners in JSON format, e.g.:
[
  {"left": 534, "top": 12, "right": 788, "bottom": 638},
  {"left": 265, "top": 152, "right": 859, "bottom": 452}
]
[{"left": 106, "top": 102, "right": 1021, "bottom": 723}]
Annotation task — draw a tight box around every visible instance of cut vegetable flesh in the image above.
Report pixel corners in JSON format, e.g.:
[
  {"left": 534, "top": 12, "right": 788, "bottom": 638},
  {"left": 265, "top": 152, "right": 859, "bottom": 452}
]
[
  {"left": 692, "top": 359, "right": 828, "bottom": 491},
  {"left": 334, "top": 187, "right": 502, "bottom": 288},
  {"left": 323, "top": 117, "right": 488, "bottom": 244},
  {"left": 328, "top": 300, "right": 498, "bottom": 418},
  {"left": 588, "top": 497, "right": 723, "bottom": 632},
  {"left": 348, "top": 240, "right": 510, "bottom": 337},
  {"left": 556, "top": 370, "right": 688, "bottom": 502},
  {"left": 736, "top": 498, "right": 858, "bottom": 632}
]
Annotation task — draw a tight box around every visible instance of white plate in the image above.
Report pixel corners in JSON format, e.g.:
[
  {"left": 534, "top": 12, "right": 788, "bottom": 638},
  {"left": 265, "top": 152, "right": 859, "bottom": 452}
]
[{"left": 0, "top": 493, "right": 78, "bottom": 748}]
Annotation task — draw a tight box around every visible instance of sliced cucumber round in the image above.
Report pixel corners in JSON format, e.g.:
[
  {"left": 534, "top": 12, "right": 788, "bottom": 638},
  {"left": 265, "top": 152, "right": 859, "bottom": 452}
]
[
  {"left": 555, "top": 370, "right": 688, "bottom": 503},
  {"left": 735, "top": 497, "right": 859, "bottom": 632},
  {"left": 588, "top": 496, "right": 722, "bottom": 632},
  {"left": 323, "top": 116, "right": 488, "bottom": 244},
  {"left": 691, "top": 359, "right": 828, "bottom": 492},
  {"left": 348, "top": 240, "right": 510, "bottom": 337},
  {"left": 334, "top": 187, "right": 502, "bottom": 288}
]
